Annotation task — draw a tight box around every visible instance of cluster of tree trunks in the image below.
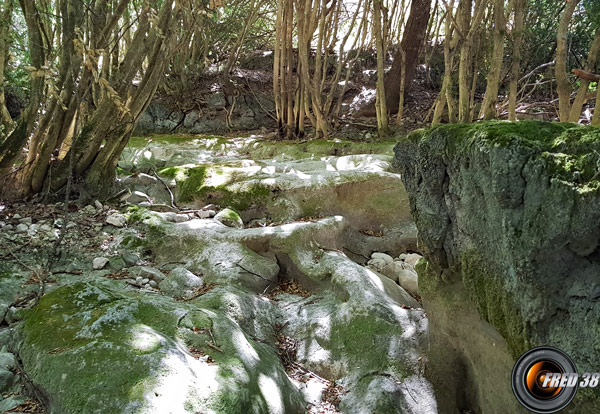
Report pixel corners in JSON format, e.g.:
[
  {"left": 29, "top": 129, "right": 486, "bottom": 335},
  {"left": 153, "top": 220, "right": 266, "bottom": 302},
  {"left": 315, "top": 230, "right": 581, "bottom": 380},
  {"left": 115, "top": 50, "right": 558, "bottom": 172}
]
[{"left": 0, "top": 0, "right": 183, "bottom": 199}]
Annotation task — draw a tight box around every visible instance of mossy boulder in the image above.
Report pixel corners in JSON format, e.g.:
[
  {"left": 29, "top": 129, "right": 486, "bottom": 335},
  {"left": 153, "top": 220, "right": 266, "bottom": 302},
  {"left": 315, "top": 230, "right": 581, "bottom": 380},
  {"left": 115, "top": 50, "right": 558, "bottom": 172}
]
[
  {"left": 394, "top": 121, "right": 600, "bottom": 414},
  {"left": 16, "top": 279, "right": 305, "bottom": 413},
  {"left": 214, "top": 208, "right": 244, "bottom": 229}
]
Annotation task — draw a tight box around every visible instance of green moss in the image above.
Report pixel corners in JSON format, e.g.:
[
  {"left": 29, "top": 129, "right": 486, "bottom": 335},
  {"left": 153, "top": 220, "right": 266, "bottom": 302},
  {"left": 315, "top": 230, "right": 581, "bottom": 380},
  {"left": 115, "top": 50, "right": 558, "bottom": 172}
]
[
  {"left": 128, "top": 134, "right": 202, "bottom": 148},
  {"left": 329, "top": 314, "right": 409, "bottom": 379},
  {"left": 20, "top": 281, "right": 183, "bottom": 413},
  {"left": 158, "top": 162, "right": 273, "bottom": 209},
  {"left": 404, "top": 121, "right": 600, "bottom": 189},
  {"left": 460, "top": 250, "right": 530, "bottom": 357}
]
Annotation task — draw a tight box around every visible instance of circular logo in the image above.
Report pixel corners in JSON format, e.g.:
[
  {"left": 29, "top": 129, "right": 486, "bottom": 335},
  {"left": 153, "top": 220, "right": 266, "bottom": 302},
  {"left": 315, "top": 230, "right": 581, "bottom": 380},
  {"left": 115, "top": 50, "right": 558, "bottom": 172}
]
[{"left": 512, "top": 346, "right": 578, "bottom": 413}]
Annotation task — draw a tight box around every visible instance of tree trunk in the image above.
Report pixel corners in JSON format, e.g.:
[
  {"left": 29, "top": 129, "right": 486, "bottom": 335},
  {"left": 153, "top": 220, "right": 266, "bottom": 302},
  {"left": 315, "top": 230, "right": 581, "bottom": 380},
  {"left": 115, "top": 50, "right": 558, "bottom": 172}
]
[
  {"left": 382, "top": 0, "right": 432, "bottom": 112},
  {"left": 374, "top": 0, "right": 389, "bottom": 135},
  {"left": 0, "top": 0, "right": 14, "bottom": 131},
  {"left": 568, "top": 27, "right": 600, "bottom": 122},
  {"left": 555, "top": 0, "right": 580, "bottom": 122},
  {"left": 508, "top": 0, "right": 526, "bottom": 121},
  {"left": 479, "top": 0, "right": 506, "bottom": 120}
]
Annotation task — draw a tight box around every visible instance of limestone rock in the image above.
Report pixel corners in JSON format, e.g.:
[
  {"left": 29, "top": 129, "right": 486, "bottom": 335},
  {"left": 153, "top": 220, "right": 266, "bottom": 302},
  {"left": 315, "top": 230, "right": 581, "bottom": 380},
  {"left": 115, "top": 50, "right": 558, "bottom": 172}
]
[
  {"left": 106, "top": 213, "right": 126, "bottom": 227},
  {"left": 403, "top": 253, "right": 422, "bottom": 268},
  {"left": 18, "top": 280, "right": 305, "bottom": 414},
  {"left": 130, "top": 266, "right": 166, "bottom": 283},
  {"left": 159, "top": 267, "right": 203, "bottom": 298},
  {"left": 92, "top": 257, "right": 109, "bottom": 270},
  {"left": 0, "top": 368, "right": 14, "bottom": 392},
  {"left": 214, "top": 208, "right": 243, "bottom": 229},
  {"left": 0, "top": 352, "right": 17, "bottom": 370},
  {"left": 394, "top": 121, "right": 600, "bottom": 413},
  {"left": 125, "top": 191, "right": 152, "bottom": 204},
  {"left": 121, "top": 252, "right": 139, "bottom": 267},
  {"left": 15, "top": 223, "right": 28, "bottom": 233},
  {"left": 367, "top": 252, "right": 394, "bottom": 271}
]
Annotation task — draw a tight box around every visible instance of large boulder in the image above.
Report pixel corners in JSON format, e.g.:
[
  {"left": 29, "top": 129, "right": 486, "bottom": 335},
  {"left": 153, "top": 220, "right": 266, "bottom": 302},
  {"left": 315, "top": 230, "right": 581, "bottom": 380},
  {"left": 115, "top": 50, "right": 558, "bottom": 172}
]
[
  {"left": 16, "top": 279, "right": 305, "bottom": 414},
  {"left": 394, "top": 121, "right": 600, "bottom": 413}
]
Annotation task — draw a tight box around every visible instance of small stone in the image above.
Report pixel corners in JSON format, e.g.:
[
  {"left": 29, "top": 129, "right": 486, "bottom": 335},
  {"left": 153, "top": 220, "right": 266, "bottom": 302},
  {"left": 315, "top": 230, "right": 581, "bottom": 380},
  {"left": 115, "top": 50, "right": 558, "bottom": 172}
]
[
  {"left": 172, "top": 214, "right": 192, "bottom": 223},
  {"left": 4, "top": 307, "right": 20, "bottom": 324},
  {"left": 92, "top": 257, "right": 110, "bottom": 270},
  {"left": 149, "top": 280, "right": 158, "bottom": 289},
  {"left": 94, "top": 200, "right": 103, "bottom": 210},
  {"left": 3, "top": 224, "right": 12, "bottom": 231},
  {"left": 12, "top": 213, "right": 21, "bottom": 219},
  {"left": 19, "top": 217, "right": 32, "bottom": 225},
  {"left": 214, "top": 208, "right": 243, "bottom": 229},
  {"left": 368, "top": 252, "right": 394, "bottom": 271},
  {"left": 106, "top": 213, "right": 127, "bottom": 227},
  {"left": 0, "top": 352, "right": 17, "bottom": 370},
  {"left": 135, "top": 277, "right": 144, "bottom": 286},
  {"left": 0, "top": 369, "right": 14, "bottom": 393},
  {"left": 404, "top": 253, "right": 422, "bottom": 268},
  {"left": 82, "top": 205, "right": 96, "bottom": 214},
  {"left": 0, "top": 395, "right": 27, "bottom": 412},
  {"left": 126, "top": 191, "right": 152, "bottom": 204},
  {"left": 122, "top": 252, "right": 140, "bottom": 267},
  {"left": 0, "top": 329, "right": 11, "bottom": 347},
  {"left": 141, "top": 278, "right": 149, "bottom": 285},
  {"left": 159, "top": 267, "right": 203, "bottom": 298},
  {"left": 130, "top": 266, "right": 166, "bottom": 282},
  {"left": 15, "top": 224, "right": 28, "bottom": 233},
  {"left": 39, "top": 224, "right": 52, "bottom": 232},
  {"left": 196, "top": 210, "right": 212, "bottom": 219}
]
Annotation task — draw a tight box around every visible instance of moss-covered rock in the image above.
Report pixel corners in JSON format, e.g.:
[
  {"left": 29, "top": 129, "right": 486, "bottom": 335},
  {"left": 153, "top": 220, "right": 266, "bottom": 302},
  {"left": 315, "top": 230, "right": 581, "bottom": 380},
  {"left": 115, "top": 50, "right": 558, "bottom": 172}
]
[
  {"left": 394, "top": 121, "right": 600, "bottom": 414},
  {"left": 17, "top": 279, "right": 305, "bottom": 413}
]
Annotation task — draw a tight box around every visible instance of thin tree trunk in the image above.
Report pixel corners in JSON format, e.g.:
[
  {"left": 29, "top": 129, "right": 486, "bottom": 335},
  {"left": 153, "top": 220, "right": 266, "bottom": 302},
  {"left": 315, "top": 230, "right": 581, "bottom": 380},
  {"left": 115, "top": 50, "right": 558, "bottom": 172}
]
[
  {"left": 508, "top": 0, "right": 525, "bottom": 121},
  {"left": 569, "top": 27, "right": 600, "bottom": 121},
  {"left": 479, "top": 0, "right": 506, "bottom": 120},
  {"left": 373, "top": 0, "right": 389, "bottom": 135},
  {"left": 0, "top": 0, "right": 14, "bottom": 131},
  {"left": 555, "top": 0, "right": 580, "bottom": 122}
]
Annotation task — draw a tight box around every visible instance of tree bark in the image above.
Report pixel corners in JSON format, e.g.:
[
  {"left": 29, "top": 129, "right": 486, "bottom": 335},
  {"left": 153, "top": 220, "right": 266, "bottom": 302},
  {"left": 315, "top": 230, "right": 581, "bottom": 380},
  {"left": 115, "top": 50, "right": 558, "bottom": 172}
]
[
  {"left": 508, "top": 0, "right": 526, "bottom": 121},
  {"left": 555, "top": 0, "right": 580, "bottom": 122},
  {"left": 479, "top": 0, "right": 506, "bottom": 120},
  {"left": 383, "top": 0, "right": 432, "bottom": 112},
  {"left": 568, "top": 27, "right": 600, "bottom": 121}
]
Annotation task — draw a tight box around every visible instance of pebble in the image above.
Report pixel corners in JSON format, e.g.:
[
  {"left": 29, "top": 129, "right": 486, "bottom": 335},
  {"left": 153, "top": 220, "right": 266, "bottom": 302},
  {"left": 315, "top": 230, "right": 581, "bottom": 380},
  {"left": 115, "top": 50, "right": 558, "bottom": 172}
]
[
  {"left": 0, "top": 352, "right": 17, "bottom": 370},
  {"left": 94, "top": 200, "right": 103, "bottom": 210},
  {"left": 122, "top": 252, "right": 140, "bottom": 267},
  {"left": 132, "top": 266, "right": 166, "bottom": 282},
  {"left": 82, "top": 205, "right": 96, "bottom": 214},
  {"left": 172, "top": 214, "right": 191, "bottom": 222},
  {"left": 92, "top": 257, "right": 110, "bottom": 270},
  {"left": 40, "top": 224, "right": 52, "bottom": 232},
  {"left": 19, "top": 217, "right": 32, "bottom": 225},
  {"left": 15, "top": 224, "right": 28, "bottom": 233},
  {"left": 12, "top": 214, "right": 21, "bottom": 219},
  {"left": 106, "top": 213, "right": 127, "bottom": 227},
  {"left": 149, "top": 280, "right": 158, "bottom": 289},
  {"left": 0, "top": 369, "right": 14, "bottom": 392},
  {"left": 196, "top": 210, "right": 213, "bottom": 219},
  {"left": 126, "top": 191, "right": 152, "bottom": 204},
  {"left": 141, "top": 278, "right": 149, "bottom": 285},
  {"left": 135, "top": 276, "right": 144, "bottom": 286}
]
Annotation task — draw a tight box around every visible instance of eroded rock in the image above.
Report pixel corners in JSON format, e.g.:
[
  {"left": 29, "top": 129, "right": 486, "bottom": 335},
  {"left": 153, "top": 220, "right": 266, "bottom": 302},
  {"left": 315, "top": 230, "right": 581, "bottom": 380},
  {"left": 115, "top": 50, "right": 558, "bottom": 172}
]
[{"left": 394, "top": 121, "right": 600, "bottom": 413}]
